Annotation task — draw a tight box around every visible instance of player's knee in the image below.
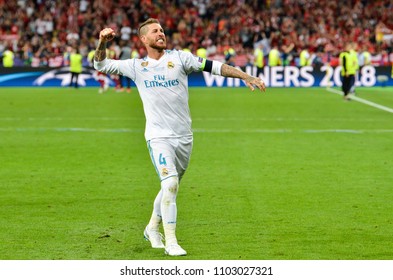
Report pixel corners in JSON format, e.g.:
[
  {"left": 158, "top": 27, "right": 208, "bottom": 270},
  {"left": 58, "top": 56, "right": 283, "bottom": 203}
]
[
  {"left": 161, "top": 176, "right": 179, "bottom": 203},
  {"left": 161, "top": 176, "right": 179, "bottom": 193}
]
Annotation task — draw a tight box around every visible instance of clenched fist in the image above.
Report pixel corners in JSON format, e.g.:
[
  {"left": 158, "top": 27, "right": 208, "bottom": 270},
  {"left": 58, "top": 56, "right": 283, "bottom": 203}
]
[{"left": 99, "top": 28, "right": 116, "bottom": 42}]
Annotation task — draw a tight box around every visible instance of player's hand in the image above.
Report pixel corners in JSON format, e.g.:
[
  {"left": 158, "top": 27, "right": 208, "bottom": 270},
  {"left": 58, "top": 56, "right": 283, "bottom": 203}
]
[
  {"left": 245, "top": 76, "right": 266, "bottom": 92},
  {"left": 99, "top": 28, "right": 116, "bottom": 42}
]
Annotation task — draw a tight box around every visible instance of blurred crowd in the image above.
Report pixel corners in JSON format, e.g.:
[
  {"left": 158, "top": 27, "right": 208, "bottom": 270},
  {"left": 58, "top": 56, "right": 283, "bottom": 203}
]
[{"left": 0, "top": 0, "right": 393, "bottom": 68}]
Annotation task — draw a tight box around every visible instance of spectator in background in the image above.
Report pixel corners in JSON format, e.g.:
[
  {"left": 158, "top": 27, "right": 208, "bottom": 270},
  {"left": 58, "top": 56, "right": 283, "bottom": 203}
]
[
  {"left": 253, "top": 43, "right": 264, "bottom": 76},
  {"left": 359, "top": 46, "right": 371, "bottom": 67},
  {"left": 339, "top": 43, "right": 356, "bottom": 101},
  {"left": 120, "top": 23, "right": 132, "bottom": 42},
  {"left": 2, "top": 46, "right": 14, "bottom": 67},
  {"left": 299, "top": 46, "right": 311, "bottom": 67},
  {"left": 21, "top": 42, "right": 33, "bottom": 66},
  {"left": 87, "top": 49, "right": 96, "bottom": 67},
  {"left": 375, "top": 22, "right": 393, "bottom": 48},
  {"left": 200, "top": 34, "right": 216, "bottom": 57},
  {"left": 196, "top": 46, "right": 207, "bottom": 59},
  {"left": 268, "top": 45, "right": 281, "bottom": 66},
  {"left": 281, "top": 41, "right": 295, "bottom": 66},
  {"left": 63, "top": 46, "right": 73, "bottom": 67},
  {"left": 69, "top": 47, "right": 83, "bottom": 89},
  {"left": 349, "top": 42, "right": 359, "bottom": 94}
]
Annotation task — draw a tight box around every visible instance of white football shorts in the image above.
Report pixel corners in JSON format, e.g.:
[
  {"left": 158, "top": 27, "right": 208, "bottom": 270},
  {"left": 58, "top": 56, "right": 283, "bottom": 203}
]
[{"left": 147, "top": 136, "right": 193, "bottom": 181}]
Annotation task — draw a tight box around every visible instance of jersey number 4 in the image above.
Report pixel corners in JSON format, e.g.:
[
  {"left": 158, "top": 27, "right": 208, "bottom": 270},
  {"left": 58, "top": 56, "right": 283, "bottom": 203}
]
[{"left": 159, "top": 153, "right": 167, "bottom": 165}]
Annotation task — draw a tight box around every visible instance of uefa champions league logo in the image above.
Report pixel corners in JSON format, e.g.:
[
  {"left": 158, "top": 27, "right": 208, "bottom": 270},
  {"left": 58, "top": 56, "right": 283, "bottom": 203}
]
[{"left": 33, "top": 67, "right": 97, "bottom": 86}]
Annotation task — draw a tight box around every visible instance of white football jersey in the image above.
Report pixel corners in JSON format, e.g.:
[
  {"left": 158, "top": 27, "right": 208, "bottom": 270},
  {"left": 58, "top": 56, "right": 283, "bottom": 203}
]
[{"left": 94, "top": 50, "right": 205, "bottom": 140}]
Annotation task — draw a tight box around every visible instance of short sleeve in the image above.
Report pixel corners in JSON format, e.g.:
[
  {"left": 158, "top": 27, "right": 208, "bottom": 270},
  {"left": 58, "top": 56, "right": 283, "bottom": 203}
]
[
  {"left": 94, "top": 58, "right": 136, "bottom": 81},
  {"left": 177, "top": 50, "right": 205, "bottom": 75}
]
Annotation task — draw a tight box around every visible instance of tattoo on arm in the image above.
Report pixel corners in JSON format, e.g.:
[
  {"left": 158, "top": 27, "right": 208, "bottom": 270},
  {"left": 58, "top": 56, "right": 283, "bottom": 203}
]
[
  {"left": 221, "top": 64, "right": 250, "bottom": 81},
  {"left": 94, "top": 40, "right": 107, "bottom": 62}
]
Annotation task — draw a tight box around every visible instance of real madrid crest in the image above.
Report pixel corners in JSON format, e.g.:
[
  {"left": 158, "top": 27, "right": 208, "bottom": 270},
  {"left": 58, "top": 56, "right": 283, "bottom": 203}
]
[
  {"left": 161, "top": 168, "right": 169, "bottom": 176},
  {"left": 141, "top": 61, "right": 149, "bottom": 67},
  {"left": 167, "top": 61, "right": 174, "bottom": 69}
]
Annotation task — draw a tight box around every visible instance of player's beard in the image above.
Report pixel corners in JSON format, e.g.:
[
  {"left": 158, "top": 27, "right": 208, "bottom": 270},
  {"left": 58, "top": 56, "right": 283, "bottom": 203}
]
[{"left": 149, "top": 37, "right": 166, "bottom": 51}]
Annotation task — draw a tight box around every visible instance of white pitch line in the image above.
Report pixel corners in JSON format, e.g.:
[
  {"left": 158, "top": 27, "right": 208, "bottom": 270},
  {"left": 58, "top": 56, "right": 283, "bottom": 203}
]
[
  {"left": 304, "top": 129, "right": 362, "bottom": 134},
  {"left": 0, "top": 127, "right": 143, "bottom": 133},
  {"left": 326, "top": 87, "right": 393, "bottom": 114},
  {"left": 2, "top": 127, "right": 393, "bottom": 134},
  {"left": 1, "top": 116, "right": 390, "bottom": 123}
]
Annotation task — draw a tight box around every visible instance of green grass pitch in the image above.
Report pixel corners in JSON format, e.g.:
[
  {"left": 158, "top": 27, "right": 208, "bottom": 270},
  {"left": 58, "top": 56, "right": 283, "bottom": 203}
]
[{"left": 1, "top": 86, "right": 393, "bottom": 260}]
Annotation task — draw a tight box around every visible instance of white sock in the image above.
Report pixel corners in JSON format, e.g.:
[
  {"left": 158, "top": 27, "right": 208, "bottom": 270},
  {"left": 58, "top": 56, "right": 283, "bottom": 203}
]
[
  {"left": 147, "top": 189, "right": 162, "bottom": 231},
  {"left": 160, "top": 176, "right": 179, "bottom": 245},
  {"left": 163, "top": 224, "right": 177, "bottom": 246}
]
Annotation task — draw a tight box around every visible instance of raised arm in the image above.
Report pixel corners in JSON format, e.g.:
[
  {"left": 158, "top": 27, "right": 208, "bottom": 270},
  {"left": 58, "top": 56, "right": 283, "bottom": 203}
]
[
  {"left": 221, "top": 64, "right": 266, "bottom": 92},
  {"left": 94, "top": 28, "right": 116, "bottom": 62}
]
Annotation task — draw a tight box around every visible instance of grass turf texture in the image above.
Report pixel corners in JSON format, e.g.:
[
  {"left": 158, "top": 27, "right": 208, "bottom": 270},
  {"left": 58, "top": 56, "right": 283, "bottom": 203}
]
[{"left": 1, "top": 86, "right": 393, "bottom": 260}]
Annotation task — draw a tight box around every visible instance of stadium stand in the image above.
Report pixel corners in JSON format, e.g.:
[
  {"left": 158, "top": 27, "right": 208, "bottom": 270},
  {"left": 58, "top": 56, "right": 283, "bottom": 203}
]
[{"left": 0, "top": 0, "right": 392, "bottom": 67}]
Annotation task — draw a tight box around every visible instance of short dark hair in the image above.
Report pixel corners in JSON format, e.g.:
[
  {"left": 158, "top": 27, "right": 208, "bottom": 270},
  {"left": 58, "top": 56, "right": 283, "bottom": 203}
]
[{"left": 138, "top": 18, "right": 160, "bottom": 37}]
